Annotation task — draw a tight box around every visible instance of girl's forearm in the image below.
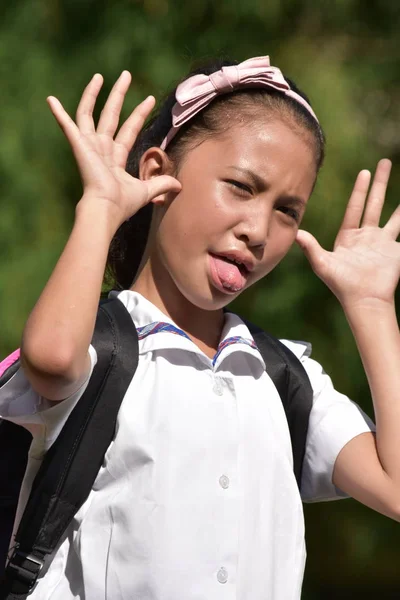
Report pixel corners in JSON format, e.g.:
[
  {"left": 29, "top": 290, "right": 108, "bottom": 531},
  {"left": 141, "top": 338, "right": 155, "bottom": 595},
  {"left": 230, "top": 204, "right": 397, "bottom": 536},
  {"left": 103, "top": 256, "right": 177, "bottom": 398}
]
[
  {"left": 21, "top": 197, "right": 122, "bottom": 400},
  {"left": 344, "top": 300, "right": 400, "bottom": 484}
]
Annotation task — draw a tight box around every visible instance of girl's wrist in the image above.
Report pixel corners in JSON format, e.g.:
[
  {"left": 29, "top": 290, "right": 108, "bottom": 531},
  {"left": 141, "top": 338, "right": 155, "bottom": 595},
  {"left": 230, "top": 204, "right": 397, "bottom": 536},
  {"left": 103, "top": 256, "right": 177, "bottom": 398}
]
[
  {"left": 75, "top": 195, "right": 125, "bottom": 240},
  {"left": 343, "top": 297, "right": 397, "bottom": 333}
]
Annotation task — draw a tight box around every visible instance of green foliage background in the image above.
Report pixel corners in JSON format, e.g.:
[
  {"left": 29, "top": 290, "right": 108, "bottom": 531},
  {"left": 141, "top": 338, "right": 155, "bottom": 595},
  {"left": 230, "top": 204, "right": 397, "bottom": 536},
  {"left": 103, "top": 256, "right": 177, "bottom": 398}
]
[{"left": 1, "top": 1, "right": 399, "bottom": 597}]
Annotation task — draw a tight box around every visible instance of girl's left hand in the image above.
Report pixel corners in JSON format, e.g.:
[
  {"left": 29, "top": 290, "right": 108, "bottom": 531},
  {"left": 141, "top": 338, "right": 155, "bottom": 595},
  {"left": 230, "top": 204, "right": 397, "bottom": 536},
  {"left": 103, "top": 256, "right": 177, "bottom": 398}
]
[{"left": 296, "top": 159, "right": 400, "bottom": 311}]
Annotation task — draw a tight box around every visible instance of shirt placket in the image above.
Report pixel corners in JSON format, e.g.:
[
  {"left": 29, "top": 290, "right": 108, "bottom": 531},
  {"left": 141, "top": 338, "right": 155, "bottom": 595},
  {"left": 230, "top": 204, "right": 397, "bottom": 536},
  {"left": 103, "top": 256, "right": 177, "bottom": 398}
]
[
  {"left": 209, "top": 369, "right": 239, "bottom": 597},
  {"left": 136, "top": 317, "right": 261, "bottom": 597}
]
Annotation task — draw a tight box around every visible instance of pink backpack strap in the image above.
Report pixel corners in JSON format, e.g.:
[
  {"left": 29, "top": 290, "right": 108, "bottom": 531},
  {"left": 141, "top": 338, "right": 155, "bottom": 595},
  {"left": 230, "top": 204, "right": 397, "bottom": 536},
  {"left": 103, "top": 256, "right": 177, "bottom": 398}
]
[{"left": 0, "top": 349, "right": 21, "bottom": 378}]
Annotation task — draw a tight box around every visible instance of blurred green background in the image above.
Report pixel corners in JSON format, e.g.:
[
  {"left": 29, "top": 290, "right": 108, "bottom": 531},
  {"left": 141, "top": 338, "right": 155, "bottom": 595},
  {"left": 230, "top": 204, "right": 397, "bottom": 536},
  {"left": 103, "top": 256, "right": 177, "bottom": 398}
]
[{"left": 0, "top": 0, "right": 399, "bottom": 597}]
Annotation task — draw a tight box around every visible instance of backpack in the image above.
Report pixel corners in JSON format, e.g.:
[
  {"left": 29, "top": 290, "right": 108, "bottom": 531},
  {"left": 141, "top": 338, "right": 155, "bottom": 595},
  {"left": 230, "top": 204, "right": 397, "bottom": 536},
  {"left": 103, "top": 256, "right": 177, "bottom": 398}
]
[{"left": 0, "top": 297, "right": 313, "bottom": 599}]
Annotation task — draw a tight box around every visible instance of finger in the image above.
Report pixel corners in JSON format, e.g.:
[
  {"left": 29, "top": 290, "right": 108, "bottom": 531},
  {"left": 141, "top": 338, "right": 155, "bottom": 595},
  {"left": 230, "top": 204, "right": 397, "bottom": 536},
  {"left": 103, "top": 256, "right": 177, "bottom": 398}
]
[
  {"left": 362, "top": 158, "right": 392, "bottom": 227},
  {"left": 384, "top": 203, "right": 400, "bottom": 239},
  {"left": 75, "top": 74, "right": 104, "bottom": 133},
  {"left": 145, "top": 175, "right": 182, "bottom": 204},
  {"left": 47, "top": 96, "right": 81, "bottom": 146},
  {"left": 96, "top": 71, "right": 132, "bottom": 136},
  {"left": 295, "top": 230, "right": 329, "bottom": 274},
  {"left": 340, "top": 170, "right": 371, "bottom": 230},
  {"left": 114, "top": 96, "right": 156, "bottom": 158}
]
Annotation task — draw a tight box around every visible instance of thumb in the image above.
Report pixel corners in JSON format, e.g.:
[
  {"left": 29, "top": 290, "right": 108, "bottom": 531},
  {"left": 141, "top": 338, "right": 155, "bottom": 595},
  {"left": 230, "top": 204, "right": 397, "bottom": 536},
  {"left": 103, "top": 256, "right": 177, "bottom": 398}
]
[
  {"left": 146, "top": 175, "right": 182, "bottom": 205},
  {"left": 296, "top": 229, "right": 327, "bottom": 271}
]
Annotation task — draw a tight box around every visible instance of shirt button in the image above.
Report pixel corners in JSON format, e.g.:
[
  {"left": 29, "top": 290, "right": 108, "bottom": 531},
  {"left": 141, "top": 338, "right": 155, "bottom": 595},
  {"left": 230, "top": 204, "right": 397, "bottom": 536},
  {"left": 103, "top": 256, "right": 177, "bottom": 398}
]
[
  {"left": 219, "top": 475, "right": 230, "bottom": 489},
  {"left": 212, "top": 378, "right": 223, "bottom": 396},
  {"left": 217, "top": 567, "right": 228, "bottom": 584}
]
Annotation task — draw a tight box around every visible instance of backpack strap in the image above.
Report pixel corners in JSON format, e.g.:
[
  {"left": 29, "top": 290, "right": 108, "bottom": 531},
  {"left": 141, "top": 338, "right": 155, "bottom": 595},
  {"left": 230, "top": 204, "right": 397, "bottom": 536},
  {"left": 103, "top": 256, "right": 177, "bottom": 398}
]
[
  {"left": 1, "top": 298, "right": 138, "bottom": 599},
  {"left": 245, "top": 321, "right": 313, "bottom": 489},
  {"left": 0, "top": 422, "right": 32, "bottom": 579},
  {"left": 0, "top": 356, "right": 33, "bottom": 578}
]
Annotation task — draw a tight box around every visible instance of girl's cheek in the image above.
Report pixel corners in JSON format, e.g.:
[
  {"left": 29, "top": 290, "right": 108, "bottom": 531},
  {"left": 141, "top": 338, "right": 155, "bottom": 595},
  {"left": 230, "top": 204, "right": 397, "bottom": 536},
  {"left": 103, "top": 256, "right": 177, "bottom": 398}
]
[
  {"left": 265, "top": 228, "right": 296, "bottom": 261},
  {"left": 197, "top": 198, "right": 237, "bottom": 232},
  {"left": 270, "top": 215, "right": 299, "bottom": 239}
]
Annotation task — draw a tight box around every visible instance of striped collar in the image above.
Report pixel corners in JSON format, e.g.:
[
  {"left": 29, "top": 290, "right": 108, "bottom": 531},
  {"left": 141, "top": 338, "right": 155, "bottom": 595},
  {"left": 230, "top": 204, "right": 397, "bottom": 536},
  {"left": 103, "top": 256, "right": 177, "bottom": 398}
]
[
  {"left": 137, "top": 321, "right": 258, "bottom": 368},
  {"left": 111, "top": 290, "right": 265, "bottom": 371}
]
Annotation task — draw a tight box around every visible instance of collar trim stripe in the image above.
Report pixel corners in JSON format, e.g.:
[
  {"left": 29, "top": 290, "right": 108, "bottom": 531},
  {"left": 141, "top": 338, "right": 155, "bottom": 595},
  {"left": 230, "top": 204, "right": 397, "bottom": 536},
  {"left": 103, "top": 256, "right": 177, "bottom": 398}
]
[{"left": 137, "top": 321, "right": 258, "bottom": 365}]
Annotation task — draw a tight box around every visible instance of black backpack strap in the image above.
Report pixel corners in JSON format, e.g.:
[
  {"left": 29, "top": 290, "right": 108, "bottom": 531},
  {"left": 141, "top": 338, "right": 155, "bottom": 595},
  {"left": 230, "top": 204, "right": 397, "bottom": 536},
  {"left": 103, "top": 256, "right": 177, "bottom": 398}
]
[
  {"left": 245, "top": 321, "right": 313, "bottom": 490},
  {"left": 0, "top": 422, "right": 32, "bottom": 579},
  {"left": 1, "top": 298, "right": 138, "bottom": 599},
  {"left": 0, "top": 359, "right": 33, "bottom": 579}
]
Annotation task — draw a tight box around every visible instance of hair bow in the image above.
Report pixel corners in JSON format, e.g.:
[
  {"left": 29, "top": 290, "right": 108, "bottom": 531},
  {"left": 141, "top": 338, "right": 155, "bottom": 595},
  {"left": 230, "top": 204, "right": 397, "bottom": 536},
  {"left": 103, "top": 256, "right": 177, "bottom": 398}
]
[{"left": 160, "top": 56, "right": 318, "bottom": 150}]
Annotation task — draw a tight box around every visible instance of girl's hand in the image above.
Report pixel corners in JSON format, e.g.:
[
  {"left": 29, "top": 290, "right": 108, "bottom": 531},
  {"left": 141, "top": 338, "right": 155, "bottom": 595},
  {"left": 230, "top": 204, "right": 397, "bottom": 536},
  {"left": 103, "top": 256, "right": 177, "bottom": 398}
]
[
  {"left": 47, "top": 71, "right": 181, "bottom": 224},
  {"left": 296, "top": 159, "right": 400, "bottom": 311}
]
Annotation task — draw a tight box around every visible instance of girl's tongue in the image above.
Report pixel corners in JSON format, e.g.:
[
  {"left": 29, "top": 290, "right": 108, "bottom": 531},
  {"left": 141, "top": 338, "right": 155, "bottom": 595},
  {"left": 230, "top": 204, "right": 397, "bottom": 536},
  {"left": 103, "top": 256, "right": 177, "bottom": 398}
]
[{"left": 211, "top": 255, "right": 246, "bottom": 292}]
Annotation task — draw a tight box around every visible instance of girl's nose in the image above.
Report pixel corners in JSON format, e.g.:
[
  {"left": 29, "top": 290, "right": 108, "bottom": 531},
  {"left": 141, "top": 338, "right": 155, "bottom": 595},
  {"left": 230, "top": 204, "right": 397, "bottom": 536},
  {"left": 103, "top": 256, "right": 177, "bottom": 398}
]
[{"left": 234, "top": 205, "right": 271, "bottom": 249}]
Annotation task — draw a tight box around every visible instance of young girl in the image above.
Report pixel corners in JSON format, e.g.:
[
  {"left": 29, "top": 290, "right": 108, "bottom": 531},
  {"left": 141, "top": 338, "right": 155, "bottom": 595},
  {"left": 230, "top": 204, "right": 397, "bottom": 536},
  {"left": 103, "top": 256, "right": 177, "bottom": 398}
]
[{"left": 1, "top": 55, "right": 399, "bottom": 599}]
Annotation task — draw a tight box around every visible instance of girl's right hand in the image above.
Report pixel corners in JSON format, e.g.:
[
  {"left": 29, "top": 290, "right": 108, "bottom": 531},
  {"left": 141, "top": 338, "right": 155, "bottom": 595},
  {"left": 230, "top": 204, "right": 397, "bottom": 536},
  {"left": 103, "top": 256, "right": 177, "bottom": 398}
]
[{"left": 47, "top": 71, "right": 181, "bottom": 224}]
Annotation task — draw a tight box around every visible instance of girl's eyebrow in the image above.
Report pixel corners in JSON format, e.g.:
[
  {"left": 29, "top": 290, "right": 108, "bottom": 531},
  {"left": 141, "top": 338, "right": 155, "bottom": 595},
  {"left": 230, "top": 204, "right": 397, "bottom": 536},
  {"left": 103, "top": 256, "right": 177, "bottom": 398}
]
[{"left": 227, "top": 166, "right": 307, "bottom": 208}]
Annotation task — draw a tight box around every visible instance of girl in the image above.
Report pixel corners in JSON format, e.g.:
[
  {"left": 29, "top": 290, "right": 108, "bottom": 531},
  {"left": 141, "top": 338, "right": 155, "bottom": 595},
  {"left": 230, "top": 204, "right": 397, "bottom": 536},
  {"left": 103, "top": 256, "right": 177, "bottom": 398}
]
[{"left": 0, "top": 55, "right": 399, "bottom": 599}]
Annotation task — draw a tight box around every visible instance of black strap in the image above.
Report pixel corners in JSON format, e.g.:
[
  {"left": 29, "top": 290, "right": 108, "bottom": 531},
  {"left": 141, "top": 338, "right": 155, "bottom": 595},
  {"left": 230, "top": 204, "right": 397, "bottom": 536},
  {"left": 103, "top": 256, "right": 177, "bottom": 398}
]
[
  {"left": 1, "top": 298, "right": 138, "bottom": 599},
  {"left": 246, "top": 321, "right": 313, "bottom": 488},
  {"left": 0, "top": 356, "right": 33, "bottom": 577},
  {"left": 0, "top": 422, "right": 32, "bottom": 578}
]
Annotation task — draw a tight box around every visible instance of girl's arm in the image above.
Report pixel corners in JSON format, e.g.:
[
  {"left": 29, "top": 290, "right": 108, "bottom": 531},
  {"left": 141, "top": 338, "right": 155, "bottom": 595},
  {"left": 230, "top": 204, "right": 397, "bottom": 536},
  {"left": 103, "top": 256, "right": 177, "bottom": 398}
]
[
  {"left": 21, "top": 72, "right": 180, "bottom": 401},
  {"left": 332, "top": 301, "right": 400, "bottom": 520},
  {"left": 297, "top": 160, "right": 400, "bottom": 520}
]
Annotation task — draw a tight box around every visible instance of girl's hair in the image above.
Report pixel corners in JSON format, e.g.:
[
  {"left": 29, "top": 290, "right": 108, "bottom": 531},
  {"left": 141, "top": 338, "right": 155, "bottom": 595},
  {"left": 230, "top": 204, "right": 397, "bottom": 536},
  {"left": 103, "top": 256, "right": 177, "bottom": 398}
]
[{"left": 106, "top": 58, "right": 326, "bottom": 290}]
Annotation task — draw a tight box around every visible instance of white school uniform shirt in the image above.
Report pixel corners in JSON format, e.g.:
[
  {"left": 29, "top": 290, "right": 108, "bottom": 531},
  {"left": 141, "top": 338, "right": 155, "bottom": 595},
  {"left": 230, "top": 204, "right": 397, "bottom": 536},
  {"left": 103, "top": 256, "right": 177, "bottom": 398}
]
[{"left": 0, "top": 290, "right": 374, "bottom": 600}]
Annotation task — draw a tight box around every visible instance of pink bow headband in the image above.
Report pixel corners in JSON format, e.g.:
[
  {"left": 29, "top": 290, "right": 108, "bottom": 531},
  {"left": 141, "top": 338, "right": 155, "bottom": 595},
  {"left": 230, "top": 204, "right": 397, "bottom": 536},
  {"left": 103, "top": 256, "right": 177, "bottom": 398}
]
[{"left": 160, "top": 55, "right": 319, "bottom": 150}]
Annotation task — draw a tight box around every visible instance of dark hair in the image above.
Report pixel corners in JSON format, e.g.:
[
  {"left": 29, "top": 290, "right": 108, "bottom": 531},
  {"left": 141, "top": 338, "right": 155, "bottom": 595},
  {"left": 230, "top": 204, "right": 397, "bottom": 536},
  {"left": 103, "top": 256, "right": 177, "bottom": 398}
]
[{"left": 106, "top": 58, "right": 325, "bottom": 290}]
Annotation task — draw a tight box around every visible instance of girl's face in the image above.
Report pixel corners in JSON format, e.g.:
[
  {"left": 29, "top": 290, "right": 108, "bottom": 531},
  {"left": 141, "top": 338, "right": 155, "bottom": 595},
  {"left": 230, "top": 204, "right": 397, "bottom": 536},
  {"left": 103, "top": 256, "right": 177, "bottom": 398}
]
[{"left": 142, "top": 118, "right": 317, "bottom": 312}]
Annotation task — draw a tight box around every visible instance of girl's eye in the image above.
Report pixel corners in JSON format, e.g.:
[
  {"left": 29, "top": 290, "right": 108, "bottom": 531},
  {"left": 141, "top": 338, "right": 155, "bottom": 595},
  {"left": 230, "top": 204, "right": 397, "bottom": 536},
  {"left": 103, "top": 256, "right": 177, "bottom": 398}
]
[
  {"left": 277, "top": 205, "right": 301, "bottom": 223},
  {"left": 226, "top": 180, "right": 253, "bottom": 196}
]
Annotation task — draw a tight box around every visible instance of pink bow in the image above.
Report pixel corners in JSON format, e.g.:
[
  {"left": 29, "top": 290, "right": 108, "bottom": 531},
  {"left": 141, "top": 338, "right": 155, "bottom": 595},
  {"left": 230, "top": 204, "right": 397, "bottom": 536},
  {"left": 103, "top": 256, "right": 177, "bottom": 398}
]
[{"left": 161, "top": 56, "right": 318, "bottom": 150}]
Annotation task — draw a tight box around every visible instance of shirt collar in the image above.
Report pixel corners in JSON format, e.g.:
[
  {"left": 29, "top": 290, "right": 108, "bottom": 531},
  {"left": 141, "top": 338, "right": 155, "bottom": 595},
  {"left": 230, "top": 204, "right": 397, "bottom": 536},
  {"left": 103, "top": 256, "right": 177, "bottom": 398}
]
[
  {"left": 110, "top": 290, "right": 265, "bottom": 370},
  {"left": 110, "top": 289, "right": 176, "bottom": 329}
]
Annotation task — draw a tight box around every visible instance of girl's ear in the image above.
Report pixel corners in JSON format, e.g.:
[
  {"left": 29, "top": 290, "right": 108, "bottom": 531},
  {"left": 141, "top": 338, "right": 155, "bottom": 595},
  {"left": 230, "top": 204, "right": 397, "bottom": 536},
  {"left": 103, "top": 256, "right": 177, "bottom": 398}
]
[{"left": 139, "top": 147, "right": 175, "bottom": 204}]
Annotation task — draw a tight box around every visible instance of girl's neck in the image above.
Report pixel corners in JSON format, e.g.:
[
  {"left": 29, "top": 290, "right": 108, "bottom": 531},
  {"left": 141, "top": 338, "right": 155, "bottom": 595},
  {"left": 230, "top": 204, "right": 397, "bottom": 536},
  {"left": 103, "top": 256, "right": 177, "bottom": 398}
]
[{"left": 131, "top": 261, "right": 225, "bottom": 358}]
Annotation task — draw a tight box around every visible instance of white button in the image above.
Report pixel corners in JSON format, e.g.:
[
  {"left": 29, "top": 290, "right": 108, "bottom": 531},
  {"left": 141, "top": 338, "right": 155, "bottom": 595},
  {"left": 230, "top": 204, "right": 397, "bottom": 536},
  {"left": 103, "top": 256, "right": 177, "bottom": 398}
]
[
  {"left": 217, "top": 567, "right": 228, "bottom": 584},
  {"left": 219, "top": 475, "right": 230, "bottom": 489},
  {"left": 212, "top": 378, "right": 223, "bottom": 396}
]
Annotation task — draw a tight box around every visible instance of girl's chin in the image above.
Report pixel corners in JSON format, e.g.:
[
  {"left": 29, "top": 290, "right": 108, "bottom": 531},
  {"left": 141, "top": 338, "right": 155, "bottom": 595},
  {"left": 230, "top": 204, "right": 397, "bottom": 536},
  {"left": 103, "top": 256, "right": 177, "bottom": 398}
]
[{"left": 176, "top": 279, "right": 237, "bottom": 312}]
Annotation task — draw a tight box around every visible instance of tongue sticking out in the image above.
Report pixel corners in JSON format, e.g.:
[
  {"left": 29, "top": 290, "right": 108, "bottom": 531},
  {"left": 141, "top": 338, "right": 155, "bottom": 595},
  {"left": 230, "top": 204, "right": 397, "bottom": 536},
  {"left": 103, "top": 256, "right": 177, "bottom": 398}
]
[{"left": 212, "top": 256, "right": 246, "bottom": 292}]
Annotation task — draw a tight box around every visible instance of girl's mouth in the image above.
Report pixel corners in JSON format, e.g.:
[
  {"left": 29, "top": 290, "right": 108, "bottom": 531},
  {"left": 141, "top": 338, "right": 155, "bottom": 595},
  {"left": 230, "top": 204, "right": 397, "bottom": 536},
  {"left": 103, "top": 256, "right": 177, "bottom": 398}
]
[{"left": 209, "top": 253, "right": 249, "bottom": 293}]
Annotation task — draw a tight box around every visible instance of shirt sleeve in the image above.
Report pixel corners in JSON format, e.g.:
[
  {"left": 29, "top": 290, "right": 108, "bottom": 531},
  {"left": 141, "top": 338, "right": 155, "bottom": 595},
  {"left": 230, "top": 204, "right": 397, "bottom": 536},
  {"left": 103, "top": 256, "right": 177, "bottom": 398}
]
[
  {"left": 0, "top": 346, "right": 98, "bottom": 455},
  {"left": 280, "top": 340, "right": 376, "bottom": 503}
]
